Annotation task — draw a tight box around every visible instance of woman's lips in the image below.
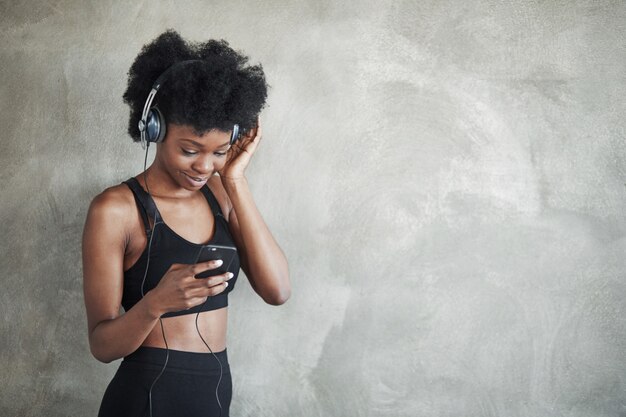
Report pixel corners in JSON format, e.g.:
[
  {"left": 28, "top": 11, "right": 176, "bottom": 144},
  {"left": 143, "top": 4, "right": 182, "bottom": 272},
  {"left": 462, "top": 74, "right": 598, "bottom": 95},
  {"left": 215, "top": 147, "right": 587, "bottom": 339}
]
[{"left": 183, "top": 172, "right": 208, "bottom": 186}]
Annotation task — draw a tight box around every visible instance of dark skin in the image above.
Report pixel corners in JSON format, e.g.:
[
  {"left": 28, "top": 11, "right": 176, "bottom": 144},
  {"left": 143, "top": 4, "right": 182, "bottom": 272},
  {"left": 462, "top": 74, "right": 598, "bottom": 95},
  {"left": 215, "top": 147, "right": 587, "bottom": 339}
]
[{"left": 83, "top": 117, "right": 290, "bottom": 363}]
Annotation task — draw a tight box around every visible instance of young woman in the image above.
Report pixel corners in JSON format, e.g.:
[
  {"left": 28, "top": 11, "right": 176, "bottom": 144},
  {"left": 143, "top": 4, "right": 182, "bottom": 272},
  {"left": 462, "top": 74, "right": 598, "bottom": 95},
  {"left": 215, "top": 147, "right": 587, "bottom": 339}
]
[{"left": 82, "top": 30, "right": 290, "bottom": 417}]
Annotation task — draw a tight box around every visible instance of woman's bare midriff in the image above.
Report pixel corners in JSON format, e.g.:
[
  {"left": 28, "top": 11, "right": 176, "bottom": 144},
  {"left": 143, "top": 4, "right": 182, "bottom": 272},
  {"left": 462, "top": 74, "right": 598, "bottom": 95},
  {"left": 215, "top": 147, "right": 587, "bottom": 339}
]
[{"left": 141, "top": 307, "right": 228, "bottom": 352}]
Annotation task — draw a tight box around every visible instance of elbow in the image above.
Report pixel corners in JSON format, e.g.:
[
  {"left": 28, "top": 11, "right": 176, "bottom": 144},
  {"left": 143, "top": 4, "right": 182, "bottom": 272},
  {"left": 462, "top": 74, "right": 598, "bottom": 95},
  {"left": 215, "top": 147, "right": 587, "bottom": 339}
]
[
  {"left": 95, "top": 355, "right": 115, "bottom": 364},
  {"left": 88, "top": 330, "right": 117, "bottom": 364},
  {"left": 263, "top": 282, "right": 291, "bottom": 306},
  {"left": 264, "top": 291, "right": 290, "bottom": 306},
  {"left": 90, "top": 344, "right": 115, "bottom": 364},
  {"left": 251, "top": 266, "right": 291, "bottom": 306}
]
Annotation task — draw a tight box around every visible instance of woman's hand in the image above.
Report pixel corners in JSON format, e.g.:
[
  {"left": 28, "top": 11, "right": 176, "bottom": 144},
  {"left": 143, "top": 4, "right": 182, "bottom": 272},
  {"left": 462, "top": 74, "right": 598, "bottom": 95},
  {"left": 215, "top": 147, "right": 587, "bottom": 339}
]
[
  {"left": 217, "top": 115, "right": 262, "bottom": 181},
  {"left": 148, "top": 260, "right": 233, "bottom": 315}
]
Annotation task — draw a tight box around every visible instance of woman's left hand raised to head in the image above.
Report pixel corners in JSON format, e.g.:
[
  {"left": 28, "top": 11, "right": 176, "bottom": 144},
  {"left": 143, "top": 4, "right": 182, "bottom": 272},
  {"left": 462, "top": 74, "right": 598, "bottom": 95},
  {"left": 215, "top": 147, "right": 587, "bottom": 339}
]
[
  {"left": 215, "top": 113, "right": 291, "bottom": 305},
  {"left": 218, "top": 115, "right": 262, "bottom": 182}
]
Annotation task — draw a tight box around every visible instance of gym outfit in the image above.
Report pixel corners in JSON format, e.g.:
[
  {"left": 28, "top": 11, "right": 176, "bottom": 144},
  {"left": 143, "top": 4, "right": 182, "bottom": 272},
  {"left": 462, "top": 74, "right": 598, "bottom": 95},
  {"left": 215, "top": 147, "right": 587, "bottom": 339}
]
[
  {"left": 98, "top": 347, "right": 232, "bottom": 417},
  {"left": 97, "top": 177, "right": 240, "bottom": 417},
  {"left": 122, "top": 176, "right": 240, "bottom": 316}
]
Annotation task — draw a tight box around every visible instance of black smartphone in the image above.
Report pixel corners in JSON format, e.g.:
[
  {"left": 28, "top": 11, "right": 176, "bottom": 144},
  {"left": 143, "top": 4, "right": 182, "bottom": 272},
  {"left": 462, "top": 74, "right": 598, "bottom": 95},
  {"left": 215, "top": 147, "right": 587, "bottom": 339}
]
[{"left": 193, "top": 244, "right": 238, "bottom": 279}]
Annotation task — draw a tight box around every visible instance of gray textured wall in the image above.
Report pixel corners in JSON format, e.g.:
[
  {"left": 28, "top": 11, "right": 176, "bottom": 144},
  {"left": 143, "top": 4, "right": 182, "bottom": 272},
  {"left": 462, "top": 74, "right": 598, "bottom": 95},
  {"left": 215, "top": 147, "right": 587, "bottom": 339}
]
[{"left": 1, "top": 0, "right": 625, "bottom": 416}]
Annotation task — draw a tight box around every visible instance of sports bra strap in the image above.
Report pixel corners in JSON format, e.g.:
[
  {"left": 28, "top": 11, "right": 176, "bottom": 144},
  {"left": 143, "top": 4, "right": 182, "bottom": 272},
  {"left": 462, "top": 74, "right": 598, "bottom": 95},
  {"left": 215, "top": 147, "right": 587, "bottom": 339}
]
[
  {"left": 200, "top": 185, "right": 225, "bottom": 218},
  {"left": 123, "top": 177, "right": 161, "bottom": 236}
]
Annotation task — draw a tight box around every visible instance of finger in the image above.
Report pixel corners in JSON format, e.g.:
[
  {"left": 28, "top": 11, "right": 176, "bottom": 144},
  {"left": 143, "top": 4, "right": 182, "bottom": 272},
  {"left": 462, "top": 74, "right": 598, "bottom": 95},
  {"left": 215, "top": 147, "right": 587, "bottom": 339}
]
[
  {"left": 168, "top": 262, "right": 185, "bottom": 271},
  {"left": 224, "top": 145, "right": 239, "bottom": 162},
  {"left": 229, "top": 138, "right": 251, "bottom": 158},
  {"left": 204, "top": 271, "right": 234, "bottom": 288},
  {"left": 238, "top": 131, "right": 261, "bottom": 155},
  {"left": 241, "top": 117, "right": 261, "bottom": 143},
  {"left": 184, "top": 296, "right": 209, "bottom": 309},
  {"left": 226, "top": 138, "right": 257, "bottom": 166},
  {"left": 209, "top": 280, "right": 228, "bottom": 296},
  {"left": 192, "top": 280, "right": 229, "bottom": 298},
  {"left": 244, "top": 125, "right": 256, "bottom": 139},
  {"left": 190, "top": 259, "right": 224, "bottom": 277},
  {"left": 243, "top": 117, "right": 260, "bottom": 139},
  {"left": 243, "top": 136, "right": 259, "bottom": 155},
  {"left": 241, "top": 125, "right": 261, "bottom": 146},
  {"left": 189, "top": 271, "right": 233, "bottom": 292},
  {"left": 254, "top": 115, "right": 262, "bottom": 139}
]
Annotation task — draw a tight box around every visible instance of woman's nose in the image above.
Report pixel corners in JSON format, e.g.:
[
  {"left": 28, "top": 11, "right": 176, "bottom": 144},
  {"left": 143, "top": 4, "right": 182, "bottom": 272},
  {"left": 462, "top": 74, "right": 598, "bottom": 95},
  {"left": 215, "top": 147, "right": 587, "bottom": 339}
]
[{"left": 192, "top": 155, "right": 213, "bottom": 174}]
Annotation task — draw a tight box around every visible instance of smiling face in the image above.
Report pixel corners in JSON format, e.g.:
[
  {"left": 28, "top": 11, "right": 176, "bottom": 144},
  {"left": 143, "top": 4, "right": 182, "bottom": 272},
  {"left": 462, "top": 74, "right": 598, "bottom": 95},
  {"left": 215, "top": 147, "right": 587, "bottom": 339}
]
[{"left": 152, "top": 123, "right": 232, "bottom": 191}]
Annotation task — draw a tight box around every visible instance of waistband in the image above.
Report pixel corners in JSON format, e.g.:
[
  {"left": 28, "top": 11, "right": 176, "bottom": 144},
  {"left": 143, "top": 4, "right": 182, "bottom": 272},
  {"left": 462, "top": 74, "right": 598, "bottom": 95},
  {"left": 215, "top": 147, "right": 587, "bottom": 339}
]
[{"left": 123, "top": 346, "right": 229, "bottom": 376}]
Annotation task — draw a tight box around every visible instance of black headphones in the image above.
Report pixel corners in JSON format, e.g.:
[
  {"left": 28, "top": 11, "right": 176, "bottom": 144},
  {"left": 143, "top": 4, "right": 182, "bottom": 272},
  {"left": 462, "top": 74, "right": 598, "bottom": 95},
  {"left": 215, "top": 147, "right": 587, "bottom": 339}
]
[{"left": 138, "top": 59, "right": 240, "bottom": 149}]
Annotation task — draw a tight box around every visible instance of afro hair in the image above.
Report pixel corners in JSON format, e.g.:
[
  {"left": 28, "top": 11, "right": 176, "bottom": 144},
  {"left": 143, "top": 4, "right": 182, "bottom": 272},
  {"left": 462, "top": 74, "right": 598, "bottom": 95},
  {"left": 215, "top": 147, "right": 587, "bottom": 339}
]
[{"left": 123, "top": 29, "right": 269, "bottom": 142}]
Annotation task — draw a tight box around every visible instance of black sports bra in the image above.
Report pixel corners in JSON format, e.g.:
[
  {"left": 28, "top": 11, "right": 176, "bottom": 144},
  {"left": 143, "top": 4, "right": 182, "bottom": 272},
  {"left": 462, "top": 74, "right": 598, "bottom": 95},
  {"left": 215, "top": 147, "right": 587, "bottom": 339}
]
[{"left": 121, "top": 177, "right": 240, "bottom": 318}]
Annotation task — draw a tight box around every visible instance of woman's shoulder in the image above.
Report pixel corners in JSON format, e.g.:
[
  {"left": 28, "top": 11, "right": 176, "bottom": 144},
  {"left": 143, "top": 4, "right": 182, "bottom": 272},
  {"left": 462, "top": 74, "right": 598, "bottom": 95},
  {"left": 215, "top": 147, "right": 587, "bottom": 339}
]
[{"left": 86, "top": 181, "right": 136, "bottom": 227}]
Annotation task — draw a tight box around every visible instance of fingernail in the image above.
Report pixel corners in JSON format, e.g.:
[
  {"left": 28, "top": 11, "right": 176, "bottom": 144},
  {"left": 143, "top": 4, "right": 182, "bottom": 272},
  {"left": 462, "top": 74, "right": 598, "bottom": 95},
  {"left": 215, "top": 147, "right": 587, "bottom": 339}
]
[
  {"left": 215, "top": 260, "right": 223, "bottom": 266},
  {"left": 224, "top": 281, "right": 229, "bottom": 287},
  {"left": 226, "top": 272, "right": 234, "bottom": 279}
]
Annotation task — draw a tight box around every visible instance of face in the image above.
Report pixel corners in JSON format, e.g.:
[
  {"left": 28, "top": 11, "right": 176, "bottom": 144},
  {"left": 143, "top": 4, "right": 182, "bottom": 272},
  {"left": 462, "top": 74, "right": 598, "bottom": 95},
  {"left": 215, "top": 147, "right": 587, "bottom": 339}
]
[{"left": 154, "top": 123, "right": 232, "bottom": 190}]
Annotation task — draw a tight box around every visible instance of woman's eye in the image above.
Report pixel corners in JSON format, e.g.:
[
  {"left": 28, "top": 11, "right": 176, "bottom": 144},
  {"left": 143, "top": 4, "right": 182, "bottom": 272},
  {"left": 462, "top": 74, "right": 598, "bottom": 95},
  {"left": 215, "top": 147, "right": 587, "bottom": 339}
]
[{"left": 182, "top": 149, "right": 225, "bottom": 157}]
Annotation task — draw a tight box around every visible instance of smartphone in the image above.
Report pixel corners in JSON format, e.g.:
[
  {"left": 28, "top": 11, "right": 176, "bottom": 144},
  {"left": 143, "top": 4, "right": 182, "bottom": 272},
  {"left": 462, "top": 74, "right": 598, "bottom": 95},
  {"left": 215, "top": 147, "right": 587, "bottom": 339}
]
[{"left": 193, "top": 244, "right": 238, "bottom": 279}]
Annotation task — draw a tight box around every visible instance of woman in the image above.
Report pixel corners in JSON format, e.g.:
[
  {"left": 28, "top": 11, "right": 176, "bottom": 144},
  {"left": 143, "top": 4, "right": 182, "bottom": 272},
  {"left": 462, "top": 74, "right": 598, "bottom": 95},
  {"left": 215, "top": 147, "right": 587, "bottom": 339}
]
[{"left": 82, "top": 30, "right": 290, "bottom": 417}]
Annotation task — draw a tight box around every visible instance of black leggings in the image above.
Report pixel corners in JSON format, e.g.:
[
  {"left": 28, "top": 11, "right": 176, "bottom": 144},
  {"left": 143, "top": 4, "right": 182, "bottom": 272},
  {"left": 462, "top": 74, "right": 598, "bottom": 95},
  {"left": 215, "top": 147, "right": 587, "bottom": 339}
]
[{"left": 98, "top": 346, "right": 232, "bottom": 417}]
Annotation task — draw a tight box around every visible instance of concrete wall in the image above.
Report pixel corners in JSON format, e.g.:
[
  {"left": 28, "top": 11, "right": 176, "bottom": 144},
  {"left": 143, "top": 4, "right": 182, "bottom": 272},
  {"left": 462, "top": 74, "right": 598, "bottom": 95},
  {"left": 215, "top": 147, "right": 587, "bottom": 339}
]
[{"left": 1, "top": 0, "right": 625, "bottom": 416}]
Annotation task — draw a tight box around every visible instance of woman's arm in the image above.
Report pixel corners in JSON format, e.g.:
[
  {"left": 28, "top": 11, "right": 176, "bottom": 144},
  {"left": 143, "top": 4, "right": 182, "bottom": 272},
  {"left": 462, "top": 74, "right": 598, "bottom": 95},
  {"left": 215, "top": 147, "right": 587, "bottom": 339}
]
[
  {"left": 82, "top": 188, "right": 162, "bottom": 363},
  {"left": 215, "top": 116, "right": 290, "bottom": 305},
  {"left": 222, "top": 177, "right": 291, "bottom": 305}
]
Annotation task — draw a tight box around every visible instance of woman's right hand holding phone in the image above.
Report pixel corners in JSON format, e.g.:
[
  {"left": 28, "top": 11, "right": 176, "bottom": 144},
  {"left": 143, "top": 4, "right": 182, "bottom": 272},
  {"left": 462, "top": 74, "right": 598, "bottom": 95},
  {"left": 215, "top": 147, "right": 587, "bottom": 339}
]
[{"left": 147, "top": 260, "right": 233, "bottom": 315}]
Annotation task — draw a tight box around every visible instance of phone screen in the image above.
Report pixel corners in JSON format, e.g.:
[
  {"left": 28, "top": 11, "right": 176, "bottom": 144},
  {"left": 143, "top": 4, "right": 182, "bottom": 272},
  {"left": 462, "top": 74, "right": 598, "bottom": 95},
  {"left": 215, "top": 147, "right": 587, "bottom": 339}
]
[{"left": 193, "top": 244, "right": 238, "bottom": 279}]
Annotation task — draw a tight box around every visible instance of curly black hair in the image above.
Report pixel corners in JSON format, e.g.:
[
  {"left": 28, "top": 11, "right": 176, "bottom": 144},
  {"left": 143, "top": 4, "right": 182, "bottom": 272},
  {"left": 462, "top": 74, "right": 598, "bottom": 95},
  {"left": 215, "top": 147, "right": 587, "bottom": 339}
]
[{"left": 123, "top": 29, "right": 268, "bottom": 142}]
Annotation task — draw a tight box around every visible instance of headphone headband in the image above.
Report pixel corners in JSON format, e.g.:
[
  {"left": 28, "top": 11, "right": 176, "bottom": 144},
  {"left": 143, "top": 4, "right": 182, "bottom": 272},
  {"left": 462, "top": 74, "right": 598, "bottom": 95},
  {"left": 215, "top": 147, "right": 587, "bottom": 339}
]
[{"left": 138, "top": 60, "right": 240, "bottom": 149}]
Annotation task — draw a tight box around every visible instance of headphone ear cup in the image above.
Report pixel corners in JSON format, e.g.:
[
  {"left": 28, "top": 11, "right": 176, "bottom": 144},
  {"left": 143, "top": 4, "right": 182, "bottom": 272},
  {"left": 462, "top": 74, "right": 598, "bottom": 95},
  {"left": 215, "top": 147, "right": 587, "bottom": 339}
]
[
  {"left": 146, "top": 107, "right": 167, "bottom": 144},
  {"left": 230, "top": 124, "right": 240, "bottom": 146}
]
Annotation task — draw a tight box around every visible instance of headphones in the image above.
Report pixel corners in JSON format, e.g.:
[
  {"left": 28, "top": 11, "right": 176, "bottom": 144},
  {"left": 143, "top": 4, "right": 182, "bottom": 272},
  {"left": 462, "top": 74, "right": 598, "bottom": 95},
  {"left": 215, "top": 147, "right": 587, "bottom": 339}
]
[{"left": 138, "top": 59, "right": 240, "bottom": 149}]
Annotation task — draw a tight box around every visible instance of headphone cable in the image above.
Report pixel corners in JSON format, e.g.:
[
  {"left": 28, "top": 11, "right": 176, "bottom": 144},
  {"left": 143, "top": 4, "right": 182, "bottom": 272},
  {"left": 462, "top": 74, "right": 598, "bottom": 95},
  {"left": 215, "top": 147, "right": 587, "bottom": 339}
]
[
  {"left": 140, "top": 143, "right": 170, "bottom": 417},
  {"left": 141, "top": 142, "right": 224, "bottom": 417},
  {"left": 195, "top": 303, "right": 224, "bottom": 417}
]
